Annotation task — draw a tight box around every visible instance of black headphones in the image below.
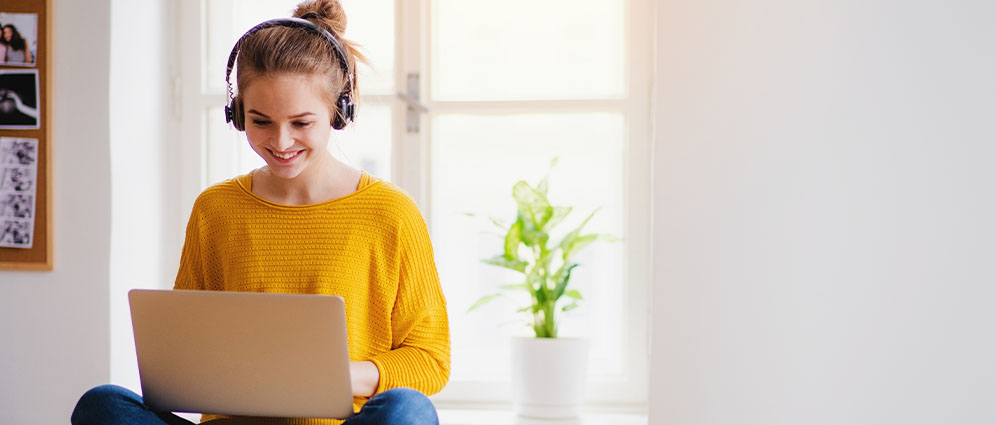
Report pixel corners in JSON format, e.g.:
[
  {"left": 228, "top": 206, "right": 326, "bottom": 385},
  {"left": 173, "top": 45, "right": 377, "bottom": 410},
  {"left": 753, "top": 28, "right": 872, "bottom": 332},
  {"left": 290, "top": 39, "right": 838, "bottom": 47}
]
[{"left": 224, "top": 16, "right": 356, "bottom": 131}]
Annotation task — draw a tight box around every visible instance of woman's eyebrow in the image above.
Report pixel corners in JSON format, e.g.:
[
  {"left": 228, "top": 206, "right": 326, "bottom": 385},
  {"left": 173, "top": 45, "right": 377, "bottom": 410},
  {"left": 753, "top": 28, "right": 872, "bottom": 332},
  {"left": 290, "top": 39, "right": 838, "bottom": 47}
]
[{"left": 247, "top": 110, "right": 317, "bottom": 119}]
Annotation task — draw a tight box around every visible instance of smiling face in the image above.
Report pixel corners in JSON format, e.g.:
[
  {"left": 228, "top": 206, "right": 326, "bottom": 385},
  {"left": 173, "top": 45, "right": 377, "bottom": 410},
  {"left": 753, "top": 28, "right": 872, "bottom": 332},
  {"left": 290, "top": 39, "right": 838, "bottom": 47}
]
[
  {"left": 2, "top": 27, "right": 11, "bottom": 42},
  {"left": 241, "top": 73, "right": 335, "bottom": 182}
]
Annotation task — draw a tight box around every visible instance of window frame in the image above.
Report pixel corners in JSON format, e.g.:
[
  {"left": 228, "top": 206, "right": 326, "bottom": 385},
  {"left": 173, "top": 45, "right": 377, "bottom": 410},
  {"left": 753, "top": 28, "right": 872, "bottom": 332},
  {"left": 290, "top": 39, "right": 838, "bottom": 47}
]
[{"left": 177, "top": 0, "right": 652, "bottom": 409}]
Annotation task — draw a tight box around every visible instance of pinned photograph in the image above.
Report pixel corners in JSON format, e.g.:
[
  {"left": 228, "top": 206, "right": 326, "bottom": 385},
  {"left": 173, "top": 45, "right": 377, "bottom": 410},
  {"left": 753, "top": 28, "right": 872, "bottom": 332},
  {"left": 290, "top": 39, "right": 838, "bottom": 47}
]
[
  {"left": 0, "top": 194, "right": 32, "bottom": 218},
  {"left": 0, "top": 219, "right": 31, "bottom": 247},
  {"left": 0, "top": 70, "right": 40, "bottom": 129},
  {"left": 0, "top": 13, "right": 37, "bottom": 67},
  {"left": 0, "top": 167, "right": 34, "bottom": 192},
  {"left": 1, "top": 137, "right": 36, "bottom": 166},
  {"left": 0, "top": 137, "right": 37, "bottom": 249}
]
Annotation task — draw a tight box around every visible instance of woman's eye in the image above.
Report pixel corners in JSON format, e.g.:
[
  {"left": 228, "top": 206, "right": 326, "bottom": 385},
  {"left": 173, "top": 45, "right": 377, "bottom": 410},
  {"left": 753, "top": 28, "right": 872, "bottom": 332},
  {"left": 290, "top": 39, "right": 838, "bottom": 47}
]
[
  {"left": 293, "top": 121, "right": 313, "bottom": 128},
  {"left": 252, "top": 119, "right": 271, "bottom": 126}
]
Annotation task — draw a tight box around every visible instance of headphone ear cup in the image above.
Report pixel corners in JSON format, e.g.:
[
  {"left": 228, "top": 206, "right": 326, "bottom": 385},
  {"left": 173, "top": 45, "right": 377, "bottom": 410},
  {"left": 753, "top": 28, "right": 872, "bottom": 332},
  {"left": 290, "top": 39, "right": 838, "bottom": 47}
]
[
  {"left": 229, "top": 97, "right": 245, "bottom": 131},
  {"left": 332, "top": 94, "right": 353, "bottom": 130},
  {"left": 332, "top": 112, "right": 345, "bottom": 131}
]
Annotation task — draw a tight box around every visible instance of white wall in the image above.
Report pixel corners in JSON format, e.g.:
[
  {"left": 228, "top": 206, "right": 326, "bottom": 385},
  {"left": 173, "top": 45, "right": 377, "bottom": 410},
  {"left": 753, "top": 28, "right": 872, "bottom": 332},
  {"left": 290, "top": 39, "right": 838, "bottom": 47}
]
[
  {"left": 0, "top": 1, "right": 113, "bottom": 424},
  {"left": 651, "top": 0, "right": 996, "bottom": 424},
  {"left": 0, "top": 1, "right": 179, "bottom": 423},
  {"left": 108, "top": 0, "right": 179, "bottom": 393}
]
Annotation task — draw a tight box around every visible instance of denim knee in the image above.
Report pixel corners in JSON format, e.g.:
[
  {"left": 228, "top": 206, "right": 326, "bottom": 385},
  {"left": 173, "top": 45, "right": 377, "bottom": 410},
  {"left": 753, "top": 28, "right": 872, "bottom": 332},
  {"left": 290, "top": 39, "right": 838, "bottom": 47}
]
[
  {"left": 355, "top": 388, "right": 438, "bottom": 425},
  {"left": 71, "top": 384, "right": 140, "bottom": 424}
]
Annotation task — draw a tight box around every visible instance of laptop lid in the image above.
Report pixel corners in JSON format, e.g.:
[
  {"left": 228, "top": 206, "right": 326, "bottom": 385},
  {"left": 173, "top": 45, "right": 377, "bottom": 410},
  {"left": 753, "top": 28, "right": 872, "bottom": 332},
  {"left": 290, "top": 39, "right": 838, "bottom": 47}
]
[{"left": 128, "top": 289, "right": 354, "bottom": 419}]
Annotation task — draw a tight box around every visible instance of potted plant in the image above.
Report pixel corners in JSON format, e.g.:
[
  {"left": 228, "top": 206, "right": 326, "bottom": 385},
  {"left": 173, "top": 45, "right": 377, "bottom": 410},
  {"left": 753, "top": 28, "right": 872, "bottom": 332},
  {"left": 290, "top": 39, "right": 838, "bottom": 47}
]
[{"left": 469, "top": 163, "right": 616, "bottom": 418}]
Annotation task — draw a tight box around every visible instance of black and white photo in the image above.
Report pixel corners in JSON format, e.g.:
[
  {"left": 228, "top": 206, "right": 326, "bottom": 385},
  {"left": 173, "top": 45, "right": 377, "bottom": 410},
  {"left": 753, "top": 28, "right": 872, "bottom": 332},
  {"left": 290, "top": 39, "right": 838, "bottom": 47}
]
[
  {"left": 0, "top": 70, "right": 40, "bottom": 129},
  {"left": 0, "top": 219, "right": 31, "bottom": 247},
  {"left": 0, "top": 137, "right": 36, "bottom": 166},
  {"left": 0, "top": 194, "right": 32, "bottom": 218},
  {"left": 0, "top": 137, "right": 38, "bottom": 249},
  {"left": 0, "top": 167, "right": 34, "bottom": 192}
]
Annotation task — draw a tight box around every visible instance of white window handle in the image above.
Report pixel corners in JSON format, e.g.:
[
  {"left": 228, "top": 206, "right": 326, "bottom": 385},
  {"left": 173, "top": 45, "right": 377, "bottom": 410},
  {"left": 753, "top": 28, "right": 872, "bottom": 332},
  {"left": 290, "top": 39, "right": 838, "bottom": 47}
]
[{"left": 396, "top": 73, "right": 428, "bottom": 133}]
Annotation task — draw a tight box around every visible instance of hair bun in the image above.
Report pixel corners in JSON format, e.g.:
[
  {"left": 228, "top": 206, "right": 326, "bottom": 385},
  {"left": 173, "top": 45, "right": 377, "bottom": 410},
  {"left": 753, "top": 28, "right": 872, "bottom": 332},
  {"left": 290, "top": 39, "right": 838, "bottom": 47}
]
[{"left": 293, "top": 0, "right": 347, "bottom": 35}]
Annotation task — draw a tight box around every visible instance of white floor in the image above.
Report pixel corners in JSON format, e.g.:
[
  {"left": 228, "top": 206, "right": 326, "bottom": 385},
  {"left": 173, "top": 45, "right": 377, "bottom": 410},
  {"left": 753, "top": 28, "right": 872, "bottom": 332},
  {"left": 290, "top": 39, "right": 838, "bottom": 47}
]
[
  {"left": 175, "top": 407, "right": 649, "bottom": 424},
  {"left": 437, "top": 409, "right": 648, "bottom": 425}
]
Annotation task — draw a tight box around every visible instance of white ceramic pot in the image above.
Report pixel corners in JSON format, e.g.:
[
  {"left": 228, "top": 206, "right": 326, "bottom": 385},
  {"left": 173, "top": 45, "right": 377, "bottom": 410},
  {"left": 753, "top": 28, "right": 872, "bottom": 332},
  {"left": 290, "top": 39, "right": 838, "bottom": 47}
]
[{"left": 510, "top": 336, "right": 588, "bottom": 419}]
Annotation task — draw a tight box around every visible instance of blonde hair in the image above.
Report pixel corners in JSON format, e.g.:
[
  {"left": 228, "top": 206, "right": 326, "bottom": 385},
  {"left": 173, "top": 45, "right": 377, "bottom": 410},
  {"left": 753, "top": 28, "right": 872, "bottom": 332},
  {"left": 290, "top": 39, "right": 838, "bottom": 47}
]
[{"left": 234, "top": 0, "right": 366, "bottom": 126}]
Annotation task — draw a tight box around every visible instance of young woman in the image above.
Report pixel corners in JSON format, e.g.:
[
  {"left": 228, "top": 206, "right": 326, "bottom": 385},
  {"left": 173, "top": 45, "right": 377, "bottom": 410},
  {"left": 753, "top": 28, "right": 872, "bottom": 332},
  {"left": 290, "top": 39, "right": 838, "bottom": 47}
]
[
  {"left": 1, "top": 24, "right": 33, "bottom": 64},
  {"left": 70, "top": 1, "right": 450, "bottom": 424}
]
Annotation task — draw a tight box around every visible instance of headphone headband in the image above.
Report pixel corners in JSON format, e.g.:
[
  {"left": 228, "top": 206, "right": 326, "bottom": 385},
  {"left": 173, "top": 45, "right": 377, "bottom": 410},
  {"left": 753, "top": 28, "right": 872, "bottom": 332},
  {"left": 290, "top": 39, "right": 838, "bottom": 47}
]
[{"left": 224, "top": 17, "right": 356, "bottom": 130}]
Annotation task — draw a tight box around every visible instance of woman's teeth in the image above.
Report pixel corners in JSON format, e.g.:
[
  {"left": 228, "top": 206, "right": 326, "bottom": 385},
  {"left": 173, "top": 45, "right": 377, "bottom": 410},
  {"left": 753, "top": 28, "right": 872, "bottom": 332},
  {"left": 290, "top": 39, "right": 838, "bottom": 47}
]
[{"left": 273, "top": 151, "right": 297, "bottom": 159}]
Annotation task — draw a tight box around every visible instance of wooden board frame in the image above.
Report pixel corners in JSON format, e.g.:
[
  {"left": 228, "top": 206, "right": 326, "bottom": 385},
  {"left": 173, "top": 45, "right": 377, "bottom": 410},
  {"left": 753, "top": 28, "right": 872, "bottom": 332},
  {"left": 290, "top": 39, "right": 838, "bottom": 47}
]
[{"left": 0, "top": 0, "right": 52, "bottom": 270}]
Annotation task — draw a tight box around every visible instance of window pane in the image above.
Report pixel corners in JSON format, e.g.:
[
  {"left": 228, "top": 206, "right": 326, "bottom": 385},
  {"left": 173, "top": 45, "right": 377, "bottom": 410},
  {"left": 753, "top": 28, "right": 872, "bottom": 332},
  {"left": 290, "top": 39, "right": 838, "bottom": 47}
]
[
  {"left": 340, "top": 0, "right": 395, "bottom": 95},
  {"left": 205, "top": 106, "right": 263, "bottom": 186},
  {"left": 206, "top": 0, "right": 394, "bottom": 95},
  {"left": 206, "top": 0, "right": 301, "bottom": 94},
  {"left": 330, "top": 103, "right": 393, "bottom": 181},
  {"left": 431, "top": 0, "right": 625, "bottom": 101},
  {"left": 431, "top": 113, "right": 626, "bottom": 381}
]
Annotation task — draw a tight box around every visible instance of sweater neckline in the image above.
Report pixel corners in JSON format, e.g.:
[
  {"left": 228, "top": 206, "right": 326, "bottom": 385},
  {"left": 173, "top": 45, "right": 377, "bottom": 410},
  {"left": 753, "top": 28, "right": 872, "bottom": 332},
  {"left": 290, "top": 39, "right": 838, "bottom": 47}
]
[{"left": 233, "top": 171, "right": 382, "bottom": 209}]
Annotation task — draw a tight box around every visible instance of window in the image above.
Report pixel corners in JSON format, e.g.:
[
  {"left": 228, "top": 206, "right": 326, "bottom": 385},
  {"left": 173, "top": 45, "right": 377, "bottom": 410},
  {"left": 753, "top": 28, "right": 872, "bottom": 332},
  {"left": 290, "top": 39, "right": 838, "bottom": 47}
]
[{"left": 179, "top": 0, "right": 651, "bottom": 407}]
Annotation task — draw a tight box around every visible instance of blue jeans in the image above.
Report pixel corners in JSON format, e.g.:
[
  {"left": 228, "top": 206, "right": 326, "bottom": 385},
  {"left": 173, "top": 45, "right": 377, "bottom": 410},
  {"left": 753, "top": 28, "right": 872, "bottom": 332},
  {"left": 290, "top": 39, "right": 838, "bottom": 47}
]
[{"left": 71, "top": 385, "right": 439, "bottom": 425}]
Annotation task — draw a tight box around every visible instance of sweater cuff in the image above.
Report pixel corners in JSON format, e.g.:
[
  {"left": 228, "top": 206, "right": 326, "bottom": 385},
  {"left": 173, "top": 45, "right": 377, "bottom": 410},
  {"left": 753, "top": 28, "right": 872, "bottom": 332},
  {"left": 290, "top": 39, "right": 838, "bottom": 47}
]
[{"left": 368, "top": 346, "right": 446, "bottom": 395}]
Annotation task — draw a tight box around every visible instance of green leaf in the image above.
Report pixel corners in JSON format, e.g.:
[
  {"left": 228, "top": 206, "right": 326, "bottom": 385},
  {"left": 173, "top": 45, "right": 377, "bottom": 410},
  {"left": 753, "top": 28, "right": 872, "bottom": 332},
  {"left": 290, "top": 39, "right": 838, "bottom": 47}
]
[
  {"left": 566, "top": 233, "right": 621, "bottom": 262},
  {"left": 482, "top": 255, "right": 528, "bottom": 273},
  {"left": 504, "top": 218, "right": 523, "bottom": 260},
  {"left": 489, "top": 216, "right": 508, "bottom": 231},
  {"left": 564, "top": 233, "right": 599, "bottom": 260},
  {"left": 536, "top": 157, "right": 559, "bottom": 197},
  {"left": 552, "top": 263, "right": 579, "bottom": 301},
  {"left": 561, "top": 301, "right": 580, "bottom": 312},
  {"left": 517, "top": 213, "right": 543, "bottom": 247},
  {"left": 517, "top": 303, "right": 543, "bottom": 314},
  {"left": 558, "top": 209, "right": 599, "bottom": 260},
  {"left": 563, "top": 289, "right": 583, "bottom": 300},
  {"left": 545, "top": 206, "right": 573, "bottom": 231},
  {"left": 552, "top": 262, "right": 579, "bottom": 286},
  {"left": 601, "top": 234, "right": 622, "bottom": 243},
  {"left": 535, "top": 247, "right": 555, "bottom": 269},
  {"left": 513, "top": 181, "right": 552, "bottom": 230},
  {"left": 467, "top": 293, "right": 502, "bottom": 312},
  {"left": 499, "top": 283, "right": 530, "bottom": 291},
  {"left": 536, "top": 177, "right": 549, "bottom": 197}
]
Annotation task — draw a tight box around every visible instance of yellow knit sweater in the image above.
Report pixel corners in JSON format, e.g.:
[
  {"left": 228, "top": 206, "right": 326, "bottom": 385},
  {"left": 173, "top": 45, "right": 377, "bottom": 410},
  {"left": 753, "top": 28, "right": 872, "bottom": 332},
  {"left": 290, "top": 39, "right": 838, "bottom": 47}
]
[{"left": 173, "top": 172, "right": 450, "bottom": 425}]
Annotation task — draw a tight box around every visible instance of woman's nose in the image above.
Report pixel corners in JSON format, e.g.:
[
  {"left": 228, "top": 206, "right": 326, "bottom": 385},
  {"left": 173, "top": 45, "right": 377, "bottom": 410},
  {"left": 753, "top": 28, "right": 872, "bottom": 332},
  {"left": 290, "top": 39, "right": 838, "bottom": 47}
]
[{"left": 273, "top": 125, "right": 295, "bottom": 150}]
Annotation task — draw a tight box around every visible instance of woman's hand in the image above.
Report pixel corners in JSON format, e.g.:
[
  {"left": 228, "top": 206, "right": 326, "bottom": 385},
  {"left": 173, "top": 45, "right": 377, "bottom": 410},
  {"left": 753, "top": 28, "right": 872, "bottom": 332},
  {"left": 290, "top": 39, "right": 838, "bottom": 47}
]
[{"left": 349, "top": 360, "right": 380, "bottom": 397}]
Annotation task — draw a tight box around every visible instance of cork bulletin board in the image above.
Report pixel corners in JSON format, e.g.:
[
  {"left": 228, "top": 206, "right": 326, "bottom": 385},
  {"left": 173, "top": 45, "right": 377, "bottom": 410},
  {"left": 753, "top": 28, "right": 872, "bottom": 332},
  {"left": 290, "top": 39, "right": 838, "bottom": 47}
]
[{"left": 0, "top": 0, "right": 51, "bottom": 270}]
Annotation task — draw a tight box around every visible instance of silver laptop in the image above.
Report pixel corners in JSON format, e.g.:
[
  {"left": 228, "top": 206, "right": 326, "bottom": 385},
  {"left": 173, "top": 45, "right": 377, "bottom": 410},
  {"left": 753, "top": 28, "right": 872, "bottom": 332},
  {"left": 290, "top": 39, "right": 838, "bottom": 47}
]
[{"left": 128, "top": 289, "right": 354, "bottom": 419}]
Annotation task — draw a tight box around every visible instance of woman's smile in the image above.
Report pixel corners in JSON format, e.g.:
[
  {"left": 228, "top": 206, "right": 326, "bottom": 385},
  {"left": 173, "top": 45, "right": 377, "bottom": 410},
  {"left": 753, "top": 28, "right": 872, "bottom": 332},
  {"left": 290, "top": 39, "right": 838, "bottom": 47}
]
[{"left": 269, "top": 148, "right": 304, "bottom": 161}]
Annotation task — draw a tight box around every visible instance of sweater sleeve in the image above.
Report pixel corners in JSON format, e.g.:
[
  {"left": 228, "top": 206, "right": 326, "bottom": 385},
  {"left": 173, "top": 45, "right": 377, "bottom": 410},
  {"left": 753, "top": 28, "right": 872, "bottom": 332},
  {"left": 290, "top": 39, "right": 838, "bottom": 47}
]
[
  {"left": 368, "top": 204, "right": 451, "bottom": 395},
  {"left": 173, "top": 199, "right": 205, "bottom": 291}
]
